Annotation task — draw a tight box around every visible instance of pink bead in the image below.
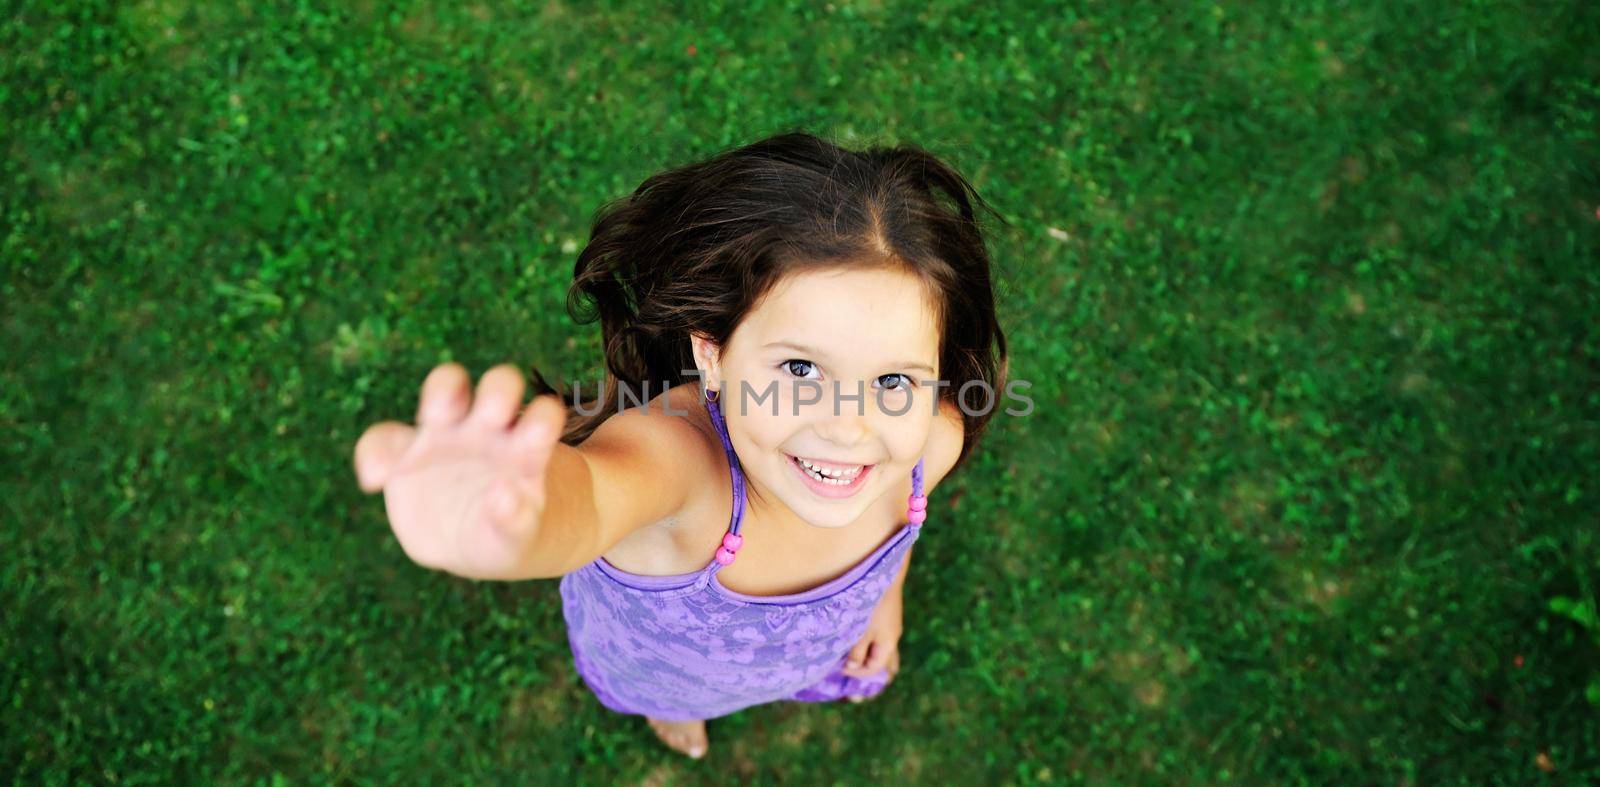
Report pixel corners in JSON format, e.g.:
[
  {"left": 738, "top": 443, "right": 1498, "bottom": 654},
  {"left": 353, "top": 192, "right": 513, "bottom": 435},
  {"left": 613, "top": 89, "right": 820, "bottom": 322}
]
[
  {"left": 907, "top": 508, "right": 927, "bottom": 524},
  {"left": 908, "top": 495, "right": 928, "bottom": 512},
  {"left": 715, "top": 547, "right": 737, "bottom": 565},
  {"left": 721, "top": 532, "right": 743, "bottom": 551}
]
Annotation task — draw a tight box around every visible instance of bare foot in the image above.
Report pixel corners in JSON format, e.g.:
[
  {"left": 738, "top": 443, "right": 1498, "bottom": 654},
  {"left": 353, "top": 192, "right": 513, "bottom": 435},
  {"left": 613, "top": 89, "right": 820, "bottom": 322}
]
[{"left": 646, "top": 717, "right": 708, "bottom": 759}]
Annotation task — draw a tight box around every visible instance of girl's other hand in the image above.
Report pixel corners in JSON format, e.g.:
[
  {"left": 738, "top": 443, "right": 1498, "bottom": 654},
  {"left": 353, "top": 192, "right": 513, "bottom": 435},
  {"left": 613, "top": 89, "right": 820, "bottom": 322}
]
[
  {"left": 353, "top": 363, "right": 567, "bottom": 579},
  {"left": 842, "top": 588, "right": 904, "bottom": 687}
]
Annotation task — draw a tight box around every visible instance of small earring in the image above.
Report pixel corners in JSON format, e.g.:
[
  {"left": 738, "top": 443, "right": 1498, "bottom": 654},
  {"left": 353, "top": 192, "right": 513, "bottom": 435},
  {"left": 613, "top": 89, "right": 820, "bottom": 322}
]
[{"left": 704, "top": 387, "right": 720, "bottom": 403}]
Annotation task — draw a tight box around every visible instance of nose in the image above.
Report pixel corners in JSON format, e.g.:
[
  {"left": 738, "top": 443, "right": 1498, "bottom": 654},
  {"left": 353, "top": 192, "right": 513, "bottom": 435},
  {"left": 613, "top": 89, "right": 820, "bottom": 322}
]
[{"left": 813, "top": 402, "right": 872, "bottom": 449}]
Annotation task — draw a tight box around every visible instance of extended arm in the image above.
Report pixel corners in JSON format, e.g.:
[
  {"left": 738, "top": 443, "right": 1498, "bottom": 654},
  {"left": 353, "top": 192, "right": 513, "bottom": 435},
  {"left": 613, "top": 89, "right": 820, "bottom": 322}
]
[{"left": 356, "top": 364, "right": 718, "bottom": 581}]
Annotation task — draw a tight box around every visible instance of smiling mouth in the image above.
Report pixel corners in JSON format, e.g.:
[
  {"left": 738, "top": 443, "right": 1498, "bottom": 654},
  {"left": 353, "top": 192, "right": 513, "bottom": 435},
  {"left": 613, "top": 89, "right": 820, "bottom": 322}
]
[{"left": 785, "top": 453, "right": 874, "bottom": 492}]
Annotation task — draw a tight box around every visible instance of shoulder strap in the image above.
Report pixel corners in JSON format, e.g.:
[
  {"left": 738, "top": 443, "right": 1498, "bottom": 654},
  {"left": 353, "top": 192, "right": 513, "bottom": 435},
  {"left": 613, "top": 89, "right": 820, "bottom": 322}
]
[{"left": 704, "top": 396, "right": 747, "bottom": 536}]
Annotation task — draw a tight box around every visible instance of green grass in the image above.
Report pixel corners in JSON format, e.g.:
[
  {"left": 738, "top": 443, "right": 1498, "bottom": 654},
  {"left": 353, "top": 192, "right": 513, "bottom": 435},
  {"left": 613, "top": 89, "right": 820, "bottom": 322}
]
[{"left": 4, "top": 0, "right": 1599, "bottom": 783}]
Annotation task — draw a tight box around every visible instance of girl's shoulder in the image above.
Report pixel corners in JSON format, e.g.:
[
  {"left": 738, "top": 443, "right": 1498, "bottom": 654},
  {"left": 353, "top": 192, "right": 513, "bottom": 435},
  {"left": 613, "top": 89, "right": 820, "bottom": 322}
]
[
  {"left": 572, "top": 382, "right": 727, "bottom": 527},
  {"left": 582, "top": 381, "right": 721, "bottom": 444},
  {"left": 663, "top": 382, "right": 725, "bottom": 453},
  {"left": 584, "top": 382, "right": 725, "bottom": 486}
]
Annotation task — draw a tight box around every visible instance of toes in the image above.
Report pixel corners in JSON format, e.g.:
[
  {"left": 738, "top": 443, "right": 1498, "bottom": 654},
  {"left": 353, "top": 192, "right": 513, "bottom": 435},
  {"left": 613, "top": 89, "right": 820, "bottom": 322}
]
[
  {"left": 681, "top": 724, "right": 708, "bottom": 759},
  {"left": 647, "top": 719, "right": 708, "bottom": 760}
]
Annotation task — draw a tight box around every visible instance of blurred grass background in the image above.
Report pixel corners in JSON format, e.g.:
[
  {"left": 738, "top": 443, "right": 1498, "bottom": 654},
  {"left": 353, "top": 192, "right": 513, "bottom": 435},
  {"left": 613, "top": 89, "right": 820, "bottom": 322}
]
[{"left": 4, "top": 0, "right": 1599, "bottom": 783}]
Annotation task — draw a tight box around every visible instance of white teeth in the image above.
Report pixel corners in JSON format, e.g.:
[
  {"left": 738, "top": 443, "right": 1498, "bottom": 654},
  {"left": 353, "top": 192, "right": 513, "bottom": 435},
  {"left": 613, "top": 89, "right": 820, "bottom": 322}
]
[
  {"left": 796, "top": 457, "right": 862, "bottom": 478},
  {"left": 794, "top": 456, "right": 863, "bottom": 485},
  {"left": 810, "top": 469, "right": 847, "bottom": 485}
]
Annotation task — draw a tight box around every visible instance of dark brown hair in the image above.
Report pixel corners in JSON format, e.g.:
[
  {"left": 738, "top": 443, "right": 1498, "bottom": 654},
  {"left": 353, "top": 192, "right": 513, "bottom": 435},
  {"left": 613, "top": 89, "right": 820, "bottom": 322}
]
[{"left": 532, "top": 130, "right": 1008, "bottom": 471}]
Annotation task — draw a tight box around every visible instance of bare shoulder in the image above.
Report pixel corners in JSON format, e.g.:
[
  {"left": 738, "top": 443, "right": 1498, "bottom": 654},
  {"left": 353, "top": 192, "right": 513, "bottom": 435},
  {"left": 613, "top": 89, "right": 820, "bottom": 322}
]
[
  {"left": 920, "top": 397, "right": 966, "bottom": 495},
  {"left": 575, "top": 383, "right": 724, "bottom": 537},
  {"left": 580, "top": 384, "right": 722, "bottom": 474}
]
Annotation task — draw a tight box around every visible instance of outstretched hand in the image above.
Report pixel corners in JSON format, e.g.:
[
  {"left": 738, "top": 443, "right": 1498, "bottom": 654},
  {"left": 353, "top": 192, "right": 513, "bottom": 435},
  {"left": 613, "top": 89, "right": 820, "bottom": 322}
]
[{"left": 353, "top": 363, "right": 568, "bottom": 579}]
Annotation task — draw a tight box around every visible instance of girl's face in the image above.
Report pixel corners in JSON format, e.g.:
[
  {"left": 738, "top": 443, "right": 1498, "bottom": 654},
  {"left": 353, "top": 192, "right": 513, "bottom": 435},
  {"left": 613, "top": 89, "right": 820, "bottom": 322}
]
[{"left": 692, "top": 265, "right": 942, "bottom": 530}]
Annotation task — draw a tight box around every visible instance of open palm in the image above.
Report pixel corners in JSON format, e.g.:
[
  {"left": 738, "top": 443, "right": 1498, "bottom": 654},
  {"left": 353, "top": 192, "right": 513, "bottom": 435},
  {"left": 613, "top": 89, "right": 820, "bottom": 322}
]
[{"left": 353, "top": 363, "right": 567, "bottom": 579}]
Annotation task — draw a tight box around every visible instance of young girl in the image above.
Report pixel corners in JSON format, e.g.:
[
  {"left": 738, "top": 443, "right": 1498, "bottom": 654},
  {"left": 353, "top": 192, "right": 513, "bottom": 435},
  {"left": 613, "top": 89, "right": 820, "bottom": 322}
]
[{"left": 353, "top": 131, "right": 1008, "bottom": 759}]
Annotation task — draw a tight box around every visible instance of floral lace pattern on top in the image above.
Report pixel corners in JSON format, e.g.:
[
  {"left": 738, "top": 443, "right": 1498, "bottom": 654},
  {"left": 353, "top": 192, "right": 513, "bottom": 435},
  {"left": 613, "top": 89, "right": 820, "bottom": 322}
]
[{"left": 557, "top": 395, "right": 926, "bottom": 721}]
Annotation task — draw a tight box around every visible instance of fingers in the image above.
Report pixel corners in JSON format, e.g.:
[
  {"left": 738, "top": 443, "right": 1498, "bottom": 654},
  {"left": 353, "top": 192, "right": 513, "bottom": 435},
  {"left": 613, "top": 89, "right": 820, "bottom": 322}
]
[
  {"left": 843, "top": 638, "right": 895, "bottom": 677},
  {"left": 511, "top": 394, "right": 568, "bottom": 478},
  {"left": 844, "top": 639, "right": 872, "bottom": 674},
  {"left": 418, "top": 363, "right": 471, "bottom": 426},
  {"left": 468, "top": 364, "right": 526, "bottom": 429},
  {"left": 354, "top": 421, "right": 417, "bottom": 492},
  {"left": 844, "top": 642, "right": 901, "bottom": 703},
  {"left": 860, "top": 641, "right": 893, "bottom": 675},
  {"left": 417, "top": 363, "right": 534, "bottom": 431}
]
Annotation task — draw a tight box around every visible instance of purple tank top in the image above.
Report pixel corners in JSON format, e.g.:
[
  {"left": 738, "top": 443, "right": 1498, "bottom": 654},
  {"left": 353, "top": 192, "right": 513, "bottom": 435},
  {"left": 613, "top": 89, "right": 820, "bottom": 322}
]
[{"left": 558, "top": 395, "right": 927, "bottom": 722}]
